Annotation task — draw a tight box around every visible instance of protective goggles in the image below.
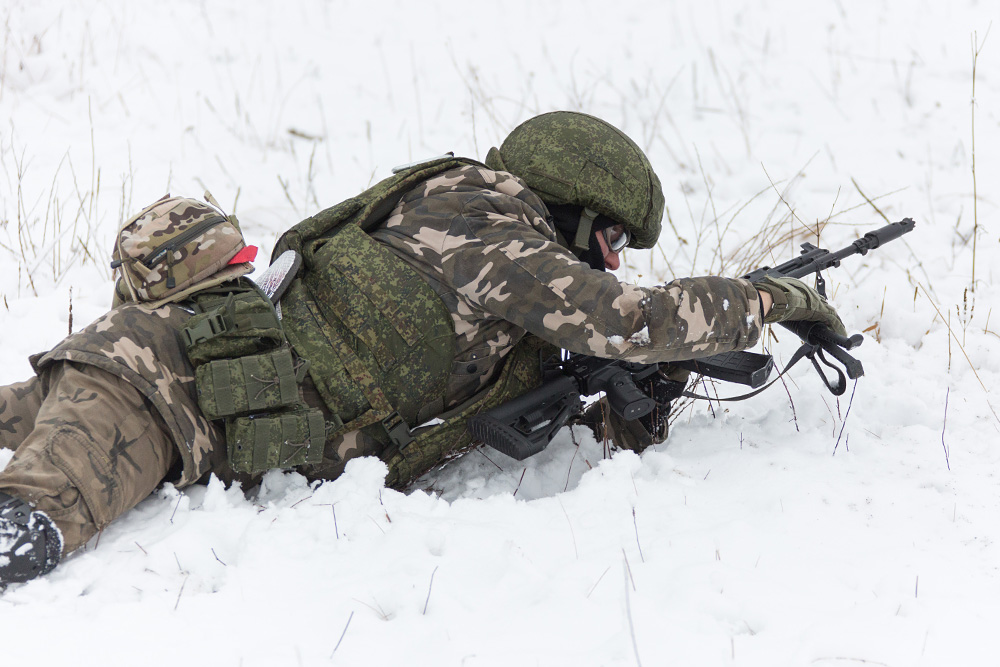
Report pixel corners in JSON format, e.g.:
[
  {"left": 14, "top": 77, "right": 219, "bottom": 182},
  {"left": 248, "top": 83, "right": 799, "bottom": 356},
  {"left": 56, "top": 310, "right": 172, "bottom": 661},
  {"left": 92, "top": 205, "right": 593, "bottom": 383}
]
[{"left": 603, "top": 225, "right": 629, "bottom": 252}]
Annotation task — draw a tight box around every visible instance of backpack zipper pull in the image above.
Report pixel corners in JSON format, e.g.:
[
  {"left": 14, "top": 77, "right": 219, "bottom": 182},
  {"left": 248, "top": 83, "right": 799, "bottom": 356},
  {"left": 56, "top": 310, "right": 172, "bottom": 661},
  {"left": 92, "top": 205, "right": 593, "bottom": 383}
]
[{"left": 166, "top": 253, "right": 176, "bottom": 289}]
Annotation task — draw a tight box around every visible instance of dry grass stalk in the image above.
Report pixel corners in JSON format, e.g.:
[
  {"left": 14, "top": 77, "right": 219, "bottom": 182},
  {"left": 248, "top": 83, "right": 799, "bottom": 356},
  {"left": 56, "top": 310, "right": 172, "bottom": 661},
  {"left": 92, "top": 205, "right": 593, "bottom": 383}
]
[
  {"left": 970, "top": 26, "right": 991, "bottom": 291},
  {"left": 918, "top": 283, "right": 999, "bottom": 426}
]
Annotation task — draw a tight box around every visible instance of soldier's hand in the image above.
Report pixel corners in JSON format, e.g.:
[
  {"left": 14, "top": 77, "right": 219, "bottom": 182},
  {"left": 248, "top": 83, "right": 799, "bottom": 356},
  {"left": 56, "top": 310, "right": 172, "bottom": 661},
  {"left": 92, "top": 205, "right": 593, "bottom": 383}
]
[{"left": 753, "top": 276, "right": 847, "bottom": 336}]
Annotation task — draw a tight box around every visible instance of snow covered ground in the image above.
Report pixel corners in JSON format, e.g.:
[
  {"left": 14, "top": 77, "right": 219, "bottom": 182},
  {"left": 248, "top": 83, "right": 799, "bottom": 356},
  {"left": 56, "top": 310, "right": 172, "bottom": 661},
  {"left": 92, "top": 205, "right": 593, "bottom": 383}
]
[{"left": 1, "top": 1, "right": 998, "bottom": 665}]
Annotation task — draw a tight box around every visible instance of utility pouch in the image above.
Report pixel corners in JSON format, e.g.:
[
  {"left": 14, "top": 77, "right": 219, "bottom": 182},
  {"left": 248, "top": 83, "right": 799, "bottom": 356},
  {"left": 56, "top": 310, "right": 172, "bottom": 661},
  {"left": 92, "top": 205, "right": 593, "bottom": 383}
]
[
  {"left": 195, "top": 347, "right": 304, "bottom": 420},
  {"left": 183, "top": 286, "right": 284, "bottom": 365},
  {"left": 111, "top": 194, "right": 254, "bottom": 308},
  {"left": 227, "top": 408, "right": 327, "bottom": 473}
]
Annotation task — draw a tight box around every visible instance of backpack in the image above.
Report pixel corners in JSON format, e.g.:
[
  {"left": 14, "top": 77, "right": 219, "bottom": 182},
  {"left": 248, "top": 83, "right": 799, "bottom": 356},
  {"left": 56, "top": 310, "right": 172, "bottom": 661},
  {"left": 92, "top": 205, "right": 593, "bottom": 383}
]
[{"left": 111, "top": 194, "right": 256, "bottom": 308}]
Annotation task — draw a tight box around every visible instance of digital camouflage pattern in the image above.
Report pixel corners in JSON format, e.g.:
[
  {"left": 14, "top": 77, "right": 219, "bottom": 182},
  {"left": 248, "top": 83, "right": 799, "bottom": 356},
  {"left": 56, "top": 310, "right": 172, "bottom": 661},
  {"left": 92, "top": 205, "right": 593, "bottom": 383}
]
[
  {"left": 371, "top": 163, "right": 764, "bottom": 409},
  {"left": 29, "top": 304, "right": 225, "bottom": 487},
  {"left": 280, "top": 221, "right": 455, "bottom": 434},
  {"left": 484, "top": 111, "right": 664, "bottom": 249},
  {"left": 112, "top": 195, "right": 252, "bottom": 307},
  {"left": 273, "top": 156, "right": 481, "bottom": 258},
  {"left": 378, "top": 333, "right": 556, "bottom": 488},
  {"left": 276, "top": 219, "right": 459, "bottom": 486}
]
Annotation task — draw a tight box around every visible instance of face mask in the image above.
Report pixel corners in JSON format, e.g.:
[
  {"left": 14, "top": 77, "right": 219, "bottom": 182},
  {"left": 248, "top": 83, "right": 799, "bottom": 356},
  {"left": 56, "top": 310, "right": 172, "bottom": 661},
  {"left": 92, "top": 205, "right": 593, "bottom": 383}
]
[{"left": 547, "top": 204, "right": 620, "bottom": 272}]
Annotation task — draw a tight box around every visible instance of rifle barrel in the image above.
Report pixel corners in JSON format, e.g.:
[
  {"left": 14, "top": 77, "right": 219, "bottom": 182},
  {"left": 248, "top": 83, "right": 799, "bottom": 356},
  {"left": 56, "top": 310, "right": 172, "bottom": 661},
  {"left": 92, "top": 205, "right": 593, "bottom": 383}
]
[
  {"left": 855, "top": 218, "right": 915, "bottom": 253},
  {"left": 745, "top": 218, "right": 917, "bottom": 281}
]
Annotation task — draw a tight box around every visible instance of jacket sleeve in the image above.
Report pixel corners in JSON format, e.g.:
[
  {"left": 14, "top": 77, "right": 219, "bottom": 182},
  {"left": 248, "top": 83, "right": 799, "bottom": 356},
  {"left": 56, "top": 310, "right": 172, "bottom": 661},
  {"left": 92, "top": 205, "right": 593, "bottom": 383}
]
[{"left": 437, "top": 190, "right": 764, "bottom": 364}]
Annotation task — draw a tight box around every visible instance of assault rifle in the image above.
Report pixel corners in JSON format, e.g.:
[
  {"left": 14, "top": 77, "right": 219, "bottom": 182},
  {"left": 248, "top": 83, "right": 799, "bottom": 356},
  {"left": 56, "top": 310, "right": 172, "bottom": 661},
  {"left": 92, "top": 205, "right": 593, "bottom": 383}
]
[{"left": 468, "top": 219, "right": 916, "bottom": 460}]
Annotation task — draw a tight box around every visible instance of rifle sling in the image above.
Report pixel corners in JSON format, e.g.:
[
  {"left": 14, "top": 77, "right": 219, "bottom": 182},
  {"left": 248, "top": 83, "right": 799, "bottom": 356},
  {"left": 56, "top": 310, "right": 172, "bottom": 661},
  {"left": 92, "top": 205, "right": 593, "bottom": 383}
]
[{"left": 680, "top": 341, "right": 847, "bottom": 402}]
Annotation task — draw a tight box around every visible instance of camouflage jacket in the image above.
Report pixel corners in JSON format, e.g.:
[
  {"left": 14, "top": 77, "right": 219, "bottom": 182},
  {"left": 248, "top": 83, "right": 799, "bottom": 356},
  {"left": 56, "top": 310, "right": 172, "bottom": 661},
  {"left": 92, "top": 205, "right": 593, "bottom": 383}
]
[
  {"left": 371, "top": 163, "right": 765, "bottom": 407},
  {"left": 31, "top": 304, "right": 225, "bottom": 487}
]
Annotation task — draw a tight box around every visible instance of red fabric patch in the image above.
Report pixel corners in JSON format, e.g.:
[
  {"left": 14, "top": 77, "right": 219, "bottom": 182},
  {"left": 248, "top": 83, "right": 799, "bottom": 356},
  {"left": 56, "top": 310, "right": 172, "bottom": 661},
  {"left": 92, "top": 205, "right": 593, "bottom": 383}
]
[{"left": 228, "top": 245, "right": 258, "bottom": 265}]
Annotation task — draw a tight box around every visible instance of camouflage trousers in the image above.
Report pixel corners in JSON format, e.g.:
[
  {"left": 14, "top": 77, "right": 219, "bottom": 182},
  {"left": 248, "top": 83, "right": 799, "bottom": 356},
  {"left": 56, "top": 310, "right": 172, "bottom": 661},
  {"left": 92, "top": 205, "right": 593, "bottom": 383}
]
[{"left": 0, "top": 362, "right": 178, "bottom": 554}]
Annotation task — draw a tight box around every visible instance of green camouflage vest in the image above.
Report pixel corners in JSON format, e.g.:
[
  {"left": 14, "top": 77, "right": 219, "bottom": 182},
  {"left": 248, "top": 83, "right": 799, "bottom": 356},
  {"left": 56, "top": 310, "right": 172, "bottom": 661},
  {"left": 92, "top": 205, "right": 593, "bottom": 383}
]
[
  {"left": 274, "top": 156, "right": 554, "bottom": 488},
  {"left": 274, "top": 155, "right": 479, "bottom": 253}
]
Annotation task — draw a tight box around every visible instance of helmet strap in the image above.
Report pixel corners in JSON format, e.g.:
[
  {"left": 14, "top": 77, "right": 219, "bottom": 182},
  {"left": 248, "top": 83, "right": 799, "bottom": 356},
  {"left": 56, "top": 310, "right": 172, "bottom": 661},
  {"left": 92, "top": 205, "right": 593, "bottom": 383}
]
[
  {"left": 547, "top": 204, "right": 615, "bottom": 271},
  {"left": 572, "top": 208, "right": 598, "bottom": 252}
]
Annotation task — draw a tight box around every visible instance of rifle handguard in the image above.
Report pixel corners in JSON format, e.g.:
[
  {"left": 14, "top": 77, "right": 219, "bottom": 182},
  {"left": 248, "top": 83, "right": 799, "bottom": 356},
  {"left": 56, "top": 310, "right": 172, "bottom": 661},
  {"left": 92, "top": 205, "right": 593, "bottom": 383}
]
[{"left": 673, "top": 351, "right": 774, "bottom": 388}]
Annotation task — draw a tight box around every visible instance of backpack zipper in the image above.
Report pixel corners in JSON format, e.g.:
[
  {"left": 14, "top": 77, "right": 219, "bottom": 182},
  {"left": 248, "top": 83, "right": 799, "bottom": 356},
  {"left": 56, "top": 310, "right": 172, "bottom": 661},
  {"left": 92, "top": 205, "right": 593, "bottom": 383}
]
[{"left": 141, "top": 214, "right": 228, "bottom": 269}]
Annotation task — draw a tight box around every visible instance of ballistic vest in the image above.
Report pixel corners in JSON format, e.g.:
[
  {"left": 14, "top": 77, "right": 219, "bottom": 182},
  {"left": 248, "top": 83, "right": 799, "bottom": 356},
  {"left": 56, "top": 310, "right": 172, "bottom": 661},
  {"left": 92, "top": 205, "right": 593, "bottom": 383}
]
[{"left": 271, "top": 157, "right": 553, "bottom": 487}]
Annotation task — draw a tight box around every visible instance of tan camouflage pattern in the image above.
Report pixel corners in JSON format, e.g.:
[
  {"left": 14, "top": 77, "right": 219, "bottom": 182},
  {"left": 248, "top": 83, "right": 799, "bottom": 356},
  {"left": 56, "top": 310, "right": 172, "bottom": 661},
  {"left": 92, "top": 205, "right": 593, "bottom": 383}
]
[
  {"left": 0, "top": 377, "right": 44, "bottom": 452},
  {"left": 29, "top": 304, "right": 226, "bottom": 487},
  {"left": 0, "top": 362, "right": 179, "bottom": 554},
  {"left": 113, "top": 196, "right": 252, "bottom": 306},
  {"left": 371, "top": 164, "right": 765, "bottom": 408}
]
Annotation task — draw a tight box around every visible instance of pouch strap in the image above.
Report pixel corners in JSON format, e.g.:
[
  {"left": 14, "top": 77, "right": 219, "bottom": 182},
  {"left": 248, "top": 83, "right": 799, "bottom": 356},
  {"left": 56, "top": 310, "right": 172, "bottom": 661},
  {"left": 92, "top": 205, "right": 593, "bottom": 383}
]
[
  {"left": 182, "top": 291, "right": 282, "bottom": 347},
  {"left": 183, "top": 308, "right": 232, "bottom": 347}
]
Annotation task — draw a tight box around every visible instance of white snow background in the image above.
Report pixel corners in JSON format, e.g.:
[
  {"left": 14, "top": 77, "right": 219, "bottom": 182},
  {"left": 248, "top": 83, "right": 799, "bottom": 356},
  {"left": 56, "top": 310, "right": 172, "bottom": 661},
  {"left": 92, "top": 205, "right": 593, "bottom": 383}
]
[{"left": 1, "top": 1, "right": 999, "bottom": 665}]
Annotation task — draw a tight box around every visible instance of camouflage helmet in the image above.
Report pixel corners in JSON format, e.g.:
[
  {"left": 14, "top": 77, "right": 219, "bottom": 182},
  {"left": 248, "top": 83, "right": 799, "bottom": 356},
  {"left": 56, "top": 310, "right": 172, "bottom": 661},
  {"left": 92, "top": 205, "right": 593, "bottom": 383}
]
[{"left": 484, "top": 111, "right": 664, "bottom": 249}]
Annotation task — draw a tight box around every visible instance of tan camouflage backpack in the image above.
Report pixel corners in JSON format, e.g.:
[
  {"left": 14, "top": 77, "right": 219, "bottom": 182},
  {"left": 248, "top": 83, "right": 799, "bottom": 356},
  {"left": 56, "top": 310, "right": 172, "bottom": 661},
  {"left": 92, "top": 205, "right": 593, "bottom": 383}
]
[{"left": 111, "top": 194, "right": 257, "bottom": 308}]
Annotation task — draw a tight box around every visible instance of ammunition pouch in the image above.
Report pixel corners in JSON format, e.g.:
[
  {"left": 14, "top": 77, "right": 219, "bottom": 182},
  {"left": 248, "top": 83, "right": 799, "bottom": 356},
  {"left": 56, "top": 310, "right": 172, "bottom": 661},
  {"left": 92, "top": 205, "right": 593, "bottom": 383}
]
[
  {"left": 228, "top": 409, "right": 326, "bottom": 471},
  {"left": 183, "top": 279, "right": 325, "bottom": 475},
  {"left": 194, "top": 348, "right": 305, "bottom": 420},
  {"left": 184, "top": 285, "right": 285, "bottom": 365}
]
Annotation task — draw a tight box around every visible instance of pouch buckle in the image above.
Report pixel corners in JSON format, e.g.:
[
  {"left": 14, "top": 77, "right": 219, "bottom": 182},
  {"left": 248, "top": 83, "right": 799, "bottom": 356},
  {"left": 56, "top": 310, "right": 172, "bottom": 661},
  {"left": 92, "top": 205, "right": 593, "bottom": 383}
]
[
  {"left": 182, "top": 309, "right": 232, "bottom": 346},
  {"left": 381, "top": 411, "right": 413, "bottom": 448}
]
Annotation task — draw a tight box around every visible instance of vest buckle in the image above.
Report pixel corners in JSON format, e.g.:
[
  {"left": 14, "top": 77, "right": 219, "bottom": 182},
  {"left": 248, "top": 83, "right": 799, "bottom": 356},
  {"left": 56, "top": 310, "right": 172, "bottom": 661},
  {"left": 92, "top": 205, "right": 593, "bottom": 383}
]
[{"left": 381, "top": 411, "right": 413, "bottom": 448}]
